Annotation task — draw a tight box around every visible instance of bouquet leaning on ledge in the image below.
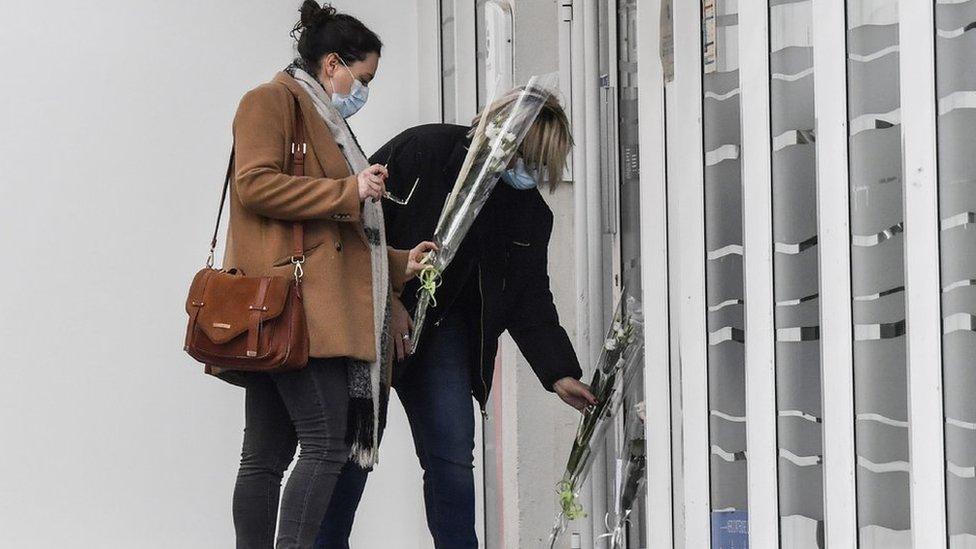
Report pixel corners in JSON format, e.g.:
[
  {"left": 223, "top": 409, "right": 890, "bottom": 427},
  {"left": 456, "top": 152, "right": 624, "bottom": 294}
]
[
  {"left": 601, "top": 404, "right": 648, "bottom": 548},
  {"left": 409, "top": 73, "right": 560, "bottom": 354},
  {"left": 549, "top": 295, "right": 645, "bottom": 548}
]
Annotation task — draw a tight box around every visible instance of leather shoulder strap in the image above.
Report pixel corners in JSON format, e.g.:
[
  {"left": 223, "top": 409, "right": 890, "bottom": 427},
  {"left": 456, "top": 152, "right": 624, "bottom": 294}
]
[
  {"left": 208, "top": 95, "right": 307, "bottom": 264},
  {"left": 290, "top": 96, "right": 306, "bottom": 260}
]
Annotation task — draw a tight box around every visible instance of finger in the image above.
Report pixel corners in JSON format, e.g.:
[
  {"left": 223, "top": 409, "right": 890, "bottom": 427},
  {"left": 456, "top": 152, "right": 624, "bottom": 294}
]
[
  {"left": 416, "top": 241, "right": 438, "bottom": 254},
  {"left": 407, "top": 315, "right": 414, "bottom": 330},
  {"left": 561, "top": 392, "right": 583, "bottom": 411},
  {"left": 368, "top": 181, "right": 384, "bottom": 198},
  {"left": 395, "top": 334, "right": 405, "bottom": 361},
  {"left": 579, "top": 388, "right": 598, "bottom": 405},
  {"left": 371, "top": 164, "right": 389, "bottom": 178}
]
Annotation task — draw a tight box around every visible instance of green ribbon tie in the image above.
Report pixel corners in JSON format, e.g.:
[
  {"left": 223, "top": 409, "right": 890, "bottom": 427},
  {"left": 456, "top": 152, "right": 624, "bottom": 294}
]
[
  {"left": 557, "top": 480, "right": 586, "bottom": 520},
  {"left": 418, "top": 264, "right": 443, "bottom": 307}
]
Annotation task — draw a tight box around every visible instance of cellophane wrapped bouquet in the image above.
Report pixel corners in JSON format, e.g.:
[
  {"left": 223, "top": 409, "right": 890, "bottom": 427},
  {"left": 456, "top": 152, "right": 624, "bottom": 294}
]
[
  {"left": 409, "top": 73, "right": 560, "bottom": 354},
  {"left": 548, "top": 294, "right": 645, "bottom": 548}
]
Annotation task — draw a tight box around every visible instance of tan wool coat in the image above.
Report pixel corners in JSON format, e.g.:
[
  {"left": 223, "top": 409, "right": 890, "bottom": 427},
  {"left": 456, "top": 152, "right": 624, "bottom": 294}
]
[{"left": 212, "top": 72, "right": 410, "bottom": 373}]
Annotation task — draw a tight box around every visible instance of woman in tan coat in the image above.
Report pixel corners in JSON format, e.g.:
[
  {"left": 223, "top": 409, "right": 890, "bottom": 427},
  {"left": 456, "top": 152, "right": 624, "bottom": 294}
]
[{"left": 224, "top": 3, "right": 435, "bottom": 547}]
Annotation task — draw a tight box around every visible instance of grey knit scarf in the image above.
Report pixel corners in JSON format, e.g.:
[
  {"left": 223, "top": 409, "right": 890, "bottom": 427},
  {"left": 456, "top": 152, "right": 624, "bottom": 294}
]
[{"left": 286, "top": 63, "right": 392, "bottom": 468}]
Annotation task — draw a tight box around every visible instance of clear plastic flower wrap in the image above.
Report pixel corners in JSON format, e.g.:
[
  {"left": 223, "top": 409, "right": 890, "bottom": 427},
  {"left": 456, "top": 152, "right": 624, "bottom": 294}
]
[
  {"left": 409, "top": 73, "right": 560, "bottom": 354},
  {"left": 548, "top": 294, "right": 645, "bottom": 548},
  {"left": 600, "top": 406, "right": 647, "bottom": 548}
]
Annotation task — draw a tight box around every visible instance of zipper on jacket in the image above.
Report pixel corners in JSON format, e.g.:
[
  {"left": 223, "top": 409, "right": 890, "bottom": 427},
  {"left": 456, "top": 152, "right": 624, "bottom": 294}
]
[{"left": 477, "top": 265, "right": 488, "bottom": 421}]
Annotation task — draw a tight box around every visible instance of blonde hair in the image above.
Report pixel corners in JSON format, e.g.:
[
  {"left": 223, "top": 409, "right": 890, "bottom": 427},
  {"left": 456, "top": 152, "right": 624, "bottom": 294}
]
[{"left": 469, "top": 90, "right": 574, "bottom": 190}]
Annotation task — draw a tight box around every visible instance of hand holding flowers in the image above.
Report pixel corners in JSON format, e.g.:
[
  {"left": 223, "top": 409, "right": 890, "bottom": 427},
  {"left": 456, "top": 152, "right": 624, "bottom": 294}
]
[
  {"left": 553, "top": 377, "right": 598, "bottom": 411},
  {"left": 406, "top": 241, "right": 438, "bottom": 278}
]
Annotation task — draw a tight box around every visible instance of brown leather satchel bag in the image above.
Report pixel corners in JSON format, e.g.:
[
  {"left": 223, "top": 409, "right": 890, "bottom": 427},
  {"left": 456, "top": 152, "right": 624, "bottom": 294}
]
[{"left": 183, "top": 99, "right": 310, "bottom": 372}]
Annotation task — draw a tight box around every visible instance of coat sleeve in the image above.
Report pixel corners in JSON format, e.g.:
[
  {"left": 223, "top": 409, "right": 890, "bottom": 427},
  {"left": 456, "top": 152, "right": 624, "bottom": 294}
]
[
  {"left": 232, "top": 87, "right": 362, "bottom": 222},
  {"left": 506, "top": 213, "right": 583, "bottom": 392},
  {"left": 388, "top": 247, "right": 411, "bottom": 295}
]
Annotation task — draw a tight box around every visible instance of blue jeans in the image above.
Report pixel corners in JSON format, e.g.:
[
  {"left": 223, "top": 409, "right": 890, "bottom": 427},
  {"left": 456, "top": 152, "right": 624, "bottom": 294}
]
[{"left": 314, "top": 314, "right": 478, "bottom": 549}]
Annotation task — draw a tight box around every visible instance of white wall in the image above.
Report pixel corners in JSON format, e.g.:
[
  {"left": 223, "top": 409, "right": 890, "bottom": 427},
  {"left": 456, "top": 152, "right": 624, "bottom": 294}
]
[{"left": 0, "top": 1, "right": 432, "bottom": 547}]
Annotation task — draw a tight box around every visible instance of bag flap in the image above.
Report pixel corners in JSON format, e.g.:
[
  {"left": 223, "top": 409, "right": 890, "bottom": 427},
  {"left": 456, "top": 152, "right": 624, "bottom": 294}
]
[{"left": 186, "top": 269, "right": 291, "bottom": 344}]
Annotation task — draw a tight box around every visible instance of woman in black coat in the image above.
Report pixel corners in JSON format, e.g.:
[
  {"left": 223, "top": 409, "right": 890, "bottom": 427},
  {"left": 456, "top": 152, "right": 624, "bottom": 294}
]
[{"left": 315, "top": 93, "right": 595, "bottom": 549}]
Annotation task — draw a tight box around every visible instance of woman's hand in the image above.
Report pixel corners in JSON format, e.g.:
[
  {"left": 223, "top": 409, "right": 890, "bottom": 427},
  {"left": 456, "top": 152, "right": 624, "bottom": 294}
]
[
  {"left": 553, "top": 377, "right": 598, "bottom": 412},
  {"left": 406, "top": 241, "right": 439, "bottom": 279},
  {"left": 391, "top": 297, "right": 414, "bottom": 361},
  {"left": 357, "top": 164, "right": 388, "bottom": 202}
]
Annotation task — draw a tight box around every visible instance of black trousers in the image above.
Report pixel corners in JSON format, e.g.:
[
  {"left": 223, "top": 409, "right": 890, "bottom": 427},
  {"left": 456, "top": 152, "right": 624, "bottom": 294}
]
[{"left": 233, "top": 358, "right": 350, "bottom": 549}]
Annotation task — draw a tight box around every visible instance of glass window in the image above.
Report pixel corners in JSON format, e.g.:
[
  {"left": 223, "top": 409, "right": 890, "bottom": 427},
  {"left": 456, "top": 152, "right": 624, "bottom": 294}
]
[
  {"left": 440, "top": 0, "right": 457, "bottom": 123},
  {"left": 475, "top": 0, "right": 488, "bottom": 110},
  {"left": 846, "top": 1, "right": 911, "bottom": 546},
  {"left": 769, "top": 1, "right": 825, "bottom": 546},
  {"left": 936, "top": 1, "right": 976, "bottom": 547},
  {"left": 702, "top": 1, "right": 748, "bottom": 542},
  {"left": 618, "top": 0, "right": 641, "bottom": 297}
]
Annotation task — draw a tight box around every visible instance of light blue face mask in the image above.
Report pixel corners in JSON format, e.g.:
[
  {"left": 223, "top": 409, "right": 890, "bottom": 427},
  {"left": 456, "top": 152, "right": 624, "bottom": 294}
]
[
  {"left": 330, "top": 58, "right": 369, "bottom": 119},
  {"left": 501, "top": 158, "right": 544, "bottom": 190}
]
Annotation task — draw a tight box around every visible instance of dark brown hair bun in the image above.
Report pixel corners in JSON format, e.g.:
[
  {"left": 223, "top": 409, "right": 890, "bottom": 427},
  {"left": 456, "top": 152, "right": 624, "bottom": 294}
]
[{"left": 290, "top": 1, "right": 383, "bottom": 73}]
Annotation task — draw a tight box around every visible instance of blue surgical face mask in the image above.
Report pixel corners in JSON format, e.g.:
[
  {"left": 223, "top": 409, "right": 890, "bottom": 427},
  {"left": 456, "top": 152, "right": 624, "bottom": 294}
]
[
  {"left": 330, "top": 58, "right": 369, "bottom": 119},
  {"left": 501, "top": 158, "right": 543, "bottom": 190}
]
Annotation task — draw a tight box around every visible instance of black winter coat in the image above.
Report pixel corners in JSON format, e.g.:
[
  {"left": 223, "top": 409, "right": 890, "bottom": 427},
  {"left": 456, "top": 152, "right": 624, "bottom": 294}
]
[{"left": 372, "top": 123, "right": 582, "bottom": 409}]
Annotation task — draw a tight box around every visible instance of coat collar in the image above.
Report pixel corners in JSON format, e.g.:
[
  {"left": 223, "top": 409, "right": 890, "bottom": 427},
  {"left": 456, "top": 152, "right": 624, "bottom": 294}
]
[{"left": 272, "top": 71, "right": 352, "bottom": 180}]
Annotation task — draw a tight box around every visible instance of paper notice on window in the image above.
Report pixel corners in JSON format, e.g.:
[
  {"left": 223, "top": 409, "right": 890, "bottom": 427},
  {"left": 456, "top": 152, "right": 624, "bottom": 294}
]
[
  {"left": 660, "top": 0, "right": 674, "bottom": 82},
  {"left": 703, "top": 0, "right": 717, "bottom": 73}
]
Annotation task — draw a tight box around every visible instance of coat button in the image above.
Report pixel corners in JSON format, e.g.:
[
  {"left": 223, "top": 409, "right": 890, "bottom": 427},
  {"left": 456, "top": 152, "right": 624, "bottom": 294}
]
[{"left": 335, "top": 241, "right": 343, "bottom": 252}]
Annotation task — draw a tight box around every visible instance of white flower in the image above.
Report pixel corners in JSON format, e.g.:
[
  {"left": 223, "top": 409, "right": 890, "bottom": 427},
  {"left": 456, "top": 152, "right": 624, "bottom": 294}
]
[
  {"left": 635, "top": 401, "right": 646, "bottom": 422},
  {"left": 604, "top": 338, "right": 618, "bottom": 351}
]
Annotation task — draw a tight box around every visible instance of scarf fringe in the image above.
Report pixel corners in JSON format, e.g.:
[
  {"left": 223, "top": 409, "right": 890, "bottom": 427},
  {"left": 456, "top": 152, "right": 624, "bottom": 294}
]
[
  {"left": 351, "top": 443, "right": 380, "bottom": 469},
  {"left": 347, "top": 396, "right": 377, "bottom": 467}
]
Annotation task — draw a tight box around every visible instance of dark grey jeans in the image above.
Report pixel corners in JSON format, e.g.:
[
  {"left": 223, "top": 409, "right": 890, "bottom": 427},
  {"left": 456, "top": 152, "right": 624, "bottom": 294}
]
[{"left": 233, "top": 357, "right": 350, "bottom": 549}]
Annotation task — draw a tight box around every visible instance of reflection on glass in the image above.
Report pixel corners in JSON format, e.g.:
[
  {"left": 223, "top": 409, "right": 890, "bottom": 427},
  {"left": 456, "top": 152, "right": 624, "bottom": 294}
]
[
  {"left": 846, "top": 1, "right": 911, "bottom": 547},
  {"left": 615, "top": 2, "right": 646, "bottom": 544},
  {"left": 618, "top": 0, "right": 641, "bottom": 299},
  {"left": 475, "top": 0, "right": 487, "bottom": 110},
  {"left": 936, "top": 1, "right": 976, "bottom": 547},
  {"left": 440, "top": 0, "right": 456, "bottom": 123},
  {"left": 702, "top": 1, "right": 747, "bottom": 542},
  {"left": 769, "top": 1, "right": 824, "bottom": 547}
]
